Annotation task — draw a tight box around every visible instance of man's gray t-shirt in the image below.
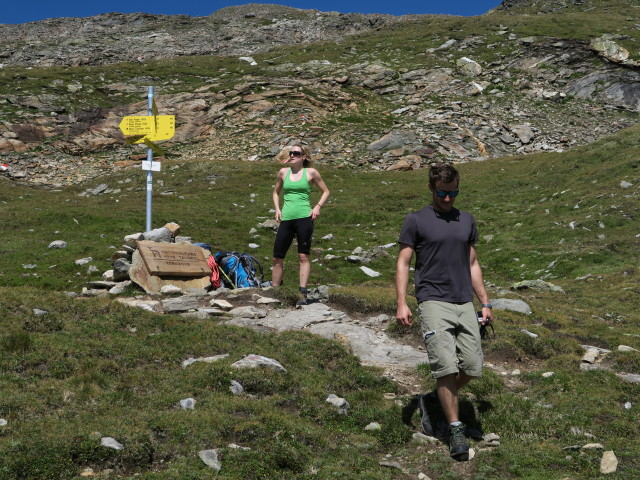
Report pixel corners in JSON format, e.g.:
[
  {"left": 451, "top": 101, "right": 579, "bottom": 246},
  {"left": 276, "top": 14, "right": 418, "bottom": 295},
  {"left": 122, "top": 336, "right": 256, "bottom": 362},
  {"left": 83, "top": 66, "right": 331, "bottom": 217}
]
[{"left": 398, "top": 205, "right": 478, "bottom": 304}]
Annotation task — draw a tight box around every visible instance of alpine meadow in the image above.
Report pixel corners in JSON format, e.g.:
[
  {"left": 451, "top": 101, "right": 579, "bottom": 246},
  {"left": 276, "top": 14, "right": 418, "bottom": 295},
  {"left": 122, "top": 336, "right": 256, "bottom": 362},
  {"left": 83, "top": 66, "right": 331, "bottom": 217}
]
[{"left": 0, "top": 1, "right": 639, "bottom": 479}]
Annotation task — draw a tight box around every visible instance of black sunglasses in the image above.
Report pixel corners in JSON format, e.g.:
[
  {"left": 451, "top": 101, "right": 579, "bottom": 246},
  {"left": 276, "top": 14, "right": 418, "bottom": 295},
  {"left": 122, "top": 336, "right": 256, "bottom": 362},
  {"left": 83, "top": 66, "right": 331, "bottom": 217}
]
[
  {"left": 289, "top": 151, "right": 303, "bottom": 157},
  {"left": 435, "top": 190, "right": 459, "bottom": 198}
]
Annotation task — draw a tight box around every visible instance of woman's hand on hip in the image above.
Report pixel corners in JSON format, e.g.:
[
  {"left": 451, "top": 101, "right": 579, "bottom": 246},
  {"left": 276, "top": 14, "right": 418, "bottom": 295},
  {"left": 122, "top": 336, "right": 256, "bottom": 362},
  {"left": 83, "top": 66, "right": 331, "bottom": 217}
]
[{"left": 311, "top": 205, "right": 321, "bottom": 220}]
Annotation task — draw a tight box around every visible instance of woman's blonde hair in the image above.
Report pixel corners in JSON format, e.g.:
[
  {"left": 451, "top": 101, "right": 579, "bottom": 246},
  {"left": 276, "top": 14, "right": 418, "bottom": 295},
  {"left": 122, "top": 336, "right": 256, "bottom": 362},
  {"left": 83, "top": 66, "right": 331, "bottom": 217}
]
[{"left": 277, "top": 144, "right": 312, "bottom": 167}]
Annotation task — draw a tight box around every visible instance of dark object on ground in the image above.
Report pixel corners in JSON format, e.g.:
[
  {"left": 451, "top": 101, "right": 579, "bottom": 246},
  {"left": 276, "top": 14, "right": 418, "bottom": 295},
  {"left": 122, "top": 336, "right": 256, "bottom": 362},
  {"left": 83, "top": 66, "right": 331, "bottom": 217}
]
[{"left": 402, "top": 391, "right": 484, "bottom": 441}]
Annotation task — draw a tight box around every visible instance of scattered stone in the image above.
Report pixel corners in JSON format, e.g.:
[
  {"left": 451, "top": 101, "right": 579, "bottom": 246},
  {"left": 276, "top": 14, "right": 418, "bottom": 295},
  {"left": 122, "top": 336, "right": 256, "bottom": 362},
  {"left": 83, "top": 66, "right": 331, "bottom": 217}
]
[
  {"left": 617, "top": 345, "right": 638, "bottom": 352},
  {"left": 542, "top": 372, "right": 554, "bottom": 378},
  {"left": 161, "top": 296, "right": 200, "bottom": 313},
  {"left": 228, "top": 306, "right": 267, "bottom": 318},
  {"left": 198, "top": 449, "right": 222, "bottom": 471},
  {"left": 582, "top": 443, "right": 604, "bottom": 450},
  {"left": 75, "top": 257, "right": 93, "bottom": 265},
  {"left": 520, "top": 329, "right": 539, "bottom": 338},
  {"left": 379, "top": 460, "right": 404, "bottom": 470},
  {"left": 257, "top": 219, "right": 279, "bottom": 230},
  {"left": 253, "top": 294, "right": 280, "bottom": 304},
  {"left": 239, "top": 56, "right": 257, "bottom": 65},
  {"left": 182, "top": 354, "right": 230, "bottom": 368},
  {"left": 491, "top": 298, "right": 532, "bottom": 314},
  {"left": 510, "top": 280, "right": 564, "bottom": 293},
  {"left": 231, "top": 354, "right": 287, "bottom": 373},
  {"left": 582, "top": 347, "right": 603, "bottom": 364},
  {"left": 457, "top": 56, "right": 482, "bottom": 76},
  {"left": 179, "top": 398, "right": 196, "bottom": 410},
  {"left": 360, "top": 266, "right": 381, "bottom": 277},
  {"left": 600, "top": 450, "right": 618, "bottom": 474},
  {"left": 100, "top": 437, "right": 124, "bottom": 450},
  {"left": 365, "top": 422, "right": 381, "bottom": 431},
  {"left": 48, "top": 240, "right": 67, "bottom": 249},
  {"left": 211, "top": 299, "right": 234, "bottom": 310},
  {"left": 412, "top": 432, "right": 439, "bottom": 444},
  {"left": 113, "top": 258, "right": 132, "bottom": 282},
  {"left": 32, "top": 308, "right": 48, "bottom": 316},
  {"left": 230, "top": 380, "right": 244, "bottom": 395},
  {"left": 483, "top": 433, "right": 500, "bottom": 442},
  {"left": 161, "top": 285, "right": 183, "bottom": 294},
  {"left": 0, "top": 419, "right": 7, "bottom": 427},
  {"left": 116, "top": 297, "right": 161, "bottom": 312},
  {"left": 326, "top": 393, "right": 350, "bottom": 414},
  {"left": 616, "top": 373, "right": 640, "bottom": 384},
  {"left": 228, "top": 443, "right": 251, "bottom": 450}
]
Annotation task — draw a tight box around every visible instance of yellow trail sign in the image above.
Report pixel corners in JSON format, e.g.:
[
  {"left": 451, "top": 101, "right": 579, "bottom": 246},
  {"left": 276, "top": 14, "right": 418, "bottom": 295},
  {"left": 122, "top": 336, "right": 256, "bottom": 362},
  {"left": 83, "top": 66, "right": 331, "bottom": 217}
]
[{"left": 119, "top": 115, "right": 175, "bottom": 142}]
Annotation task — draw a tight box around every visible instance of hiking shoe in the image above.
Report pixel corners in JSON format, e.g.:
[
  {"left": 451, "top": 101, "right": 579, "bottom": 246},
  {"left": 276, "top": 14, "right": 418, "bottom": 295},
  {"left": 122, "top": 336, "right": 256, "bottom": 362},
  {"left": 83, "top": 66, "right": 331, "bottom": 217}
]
[
  {"left": 448, "top": 423, "right": 469, "bottom": 461},
  {"left": 296, "top": 287, "right": 308, "bottom": 308}
]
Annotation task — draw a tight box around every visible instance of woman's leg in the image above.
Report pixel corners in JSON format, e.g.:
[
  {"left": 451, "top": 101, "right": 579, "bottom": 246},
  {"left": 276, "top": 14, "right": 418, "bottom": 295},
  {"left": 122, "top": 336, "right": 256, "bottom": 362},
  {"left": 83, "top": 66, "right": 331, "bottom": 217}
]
[
  {"left": 295, "top": 217, "right": 314, "bottom": 290},
  {"left": 272, "top": 258, "right": 284, "bottom": 286},
  {"left": 298, "top": 253, "right": 310, "bottom": 288},
  {"left": 272, "top": 220, "right": 295, "bottom": 286}
]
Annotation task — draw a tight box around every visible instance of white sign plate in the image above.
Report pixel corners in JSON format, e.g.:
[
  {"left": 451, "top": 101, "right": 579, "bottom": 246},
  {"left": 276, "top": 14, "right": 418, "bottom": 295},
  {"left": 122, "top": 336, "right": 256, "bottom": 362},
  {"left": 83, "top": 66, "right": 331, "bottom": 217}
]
[{"left": 141, "top": 160, "right": 161, "bottom": 172}]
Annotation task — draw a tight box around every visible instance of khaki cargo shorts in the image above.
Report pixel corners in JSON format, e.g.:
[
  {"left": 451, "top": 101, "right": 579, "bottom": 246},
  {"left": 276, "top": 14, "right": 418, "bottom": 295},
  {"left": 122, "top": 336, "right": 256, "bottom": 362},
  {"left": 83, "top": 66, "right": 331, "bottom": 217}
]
[{"left": 418, "top": 300, "right": 483, "bottom": 379}]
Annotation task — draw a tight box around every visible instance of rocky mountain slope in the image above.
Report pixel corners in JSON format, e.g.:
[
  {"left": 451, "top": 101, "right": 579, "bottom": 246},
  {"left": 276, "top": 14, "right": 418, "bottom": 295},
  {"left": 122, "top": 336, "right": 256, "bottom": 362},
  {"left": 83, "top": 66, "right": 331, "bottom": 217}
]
[{"left": 1, "top": 1, "right": 640, "bottom": 187}]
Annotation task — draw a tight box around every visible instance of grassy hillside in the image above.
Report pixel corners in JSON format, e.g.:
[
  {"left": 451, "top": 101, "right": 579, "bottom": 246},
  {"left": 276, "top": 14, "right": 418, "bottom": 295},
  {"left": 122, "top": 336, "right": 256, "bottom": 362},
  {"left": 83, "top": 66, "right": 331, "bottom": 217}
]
[{"left": 0, "top": 121, "right": 638, "bottom": 478}]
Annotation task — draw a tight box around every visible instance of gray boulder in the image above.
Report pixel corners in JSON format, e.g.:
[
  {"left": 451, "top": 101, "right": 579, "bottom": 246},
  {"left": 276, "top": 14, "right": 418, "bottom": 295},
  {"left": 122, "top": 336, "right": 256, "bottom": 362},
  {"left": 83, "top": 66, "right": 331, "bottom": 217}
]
[{"left": 491, "top": 298, "right": 532, "bottom": 315}]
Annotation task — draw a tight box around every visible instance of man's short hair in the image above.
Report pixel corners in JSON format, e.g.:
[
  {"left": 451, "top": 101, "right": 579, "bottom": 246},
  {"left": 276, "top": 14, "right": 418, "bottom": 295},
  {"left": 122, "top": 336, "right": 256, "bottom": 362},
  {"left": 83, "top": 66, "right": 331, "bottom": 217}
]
[{"left": 429, "top": 163, "right": 459, "bottom": 188}]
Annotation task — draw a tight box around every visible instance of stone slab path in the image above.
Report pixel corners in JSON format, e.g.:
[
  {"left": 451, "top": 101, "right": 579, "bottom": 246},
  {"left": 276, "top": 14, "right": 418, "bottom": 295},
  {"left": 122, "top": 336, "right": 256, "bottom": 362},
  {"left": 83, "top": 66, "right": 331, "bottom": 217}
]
[{"left": 225, "top": 302, "right": 428, "bottom": 393}]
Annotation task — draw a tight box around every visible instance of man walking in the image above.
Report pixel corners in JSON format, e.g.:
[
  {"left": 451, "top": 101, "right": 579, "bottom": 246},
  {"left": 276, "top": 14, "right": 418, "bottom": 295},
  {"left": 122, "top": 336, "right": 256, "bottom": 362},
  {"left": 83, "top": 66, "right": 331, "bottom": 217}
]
[{"left": 395, "top": 163, "right": 493, "bottom": 461}]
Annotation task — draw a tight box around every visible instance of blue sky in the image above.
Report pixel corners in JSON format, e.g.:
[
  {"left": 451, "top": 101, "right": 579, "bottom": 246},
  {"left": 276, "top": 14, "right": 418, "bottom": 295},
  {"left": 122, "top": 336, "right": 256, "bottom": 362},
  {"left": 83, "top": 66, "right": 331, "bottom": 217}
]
[{"left": 1, "top": 1, "right": 501, "bottom": 25}]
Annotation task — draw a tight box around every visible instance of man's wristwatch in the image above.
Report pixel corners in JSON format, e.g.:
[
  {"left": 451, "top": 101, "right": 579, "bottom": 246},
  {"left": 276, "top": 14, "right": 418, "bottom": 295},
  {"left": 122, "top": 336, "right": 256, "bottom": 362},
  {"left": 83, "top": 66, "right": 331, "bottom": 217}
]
[{"left": 482, "top": 303, "right": 493, "bottom": 309}]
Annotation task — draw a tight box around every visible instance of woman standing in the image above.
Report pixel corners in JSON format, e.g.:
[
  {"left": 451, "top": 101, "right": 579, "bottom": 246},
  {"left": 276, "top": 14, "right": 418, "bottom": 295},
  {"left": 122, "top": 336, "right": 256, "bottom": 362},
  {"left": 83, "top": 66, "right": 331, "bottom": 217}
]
[{"left": 272, "top": 144, "right": 330, "bottom": 306}]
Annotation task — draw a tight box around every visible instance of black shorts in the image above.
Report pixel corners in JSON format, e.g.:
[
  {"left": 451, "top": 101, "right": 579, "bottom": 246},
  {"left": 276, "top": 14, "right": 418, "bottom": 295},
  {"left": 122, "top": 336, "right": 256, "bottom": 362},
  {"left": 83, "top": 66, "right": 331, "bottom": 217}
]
[{"left": 273, "top": 216, "right": 314, "bottom": 259}]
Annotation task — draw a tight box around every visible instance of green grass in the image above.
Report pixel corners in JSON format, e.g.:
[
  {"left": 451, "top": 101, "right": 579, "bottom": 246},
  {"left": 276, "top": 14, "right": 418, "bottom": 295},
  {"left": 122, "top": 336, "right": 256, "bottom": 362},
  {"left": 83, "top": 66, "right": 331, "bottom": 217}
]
[
  {"left": 1, "top": 121, "right": 639, "bottom": 478},
  {"left": 1, "top": 2, "right": 640, "bottom": 477}
]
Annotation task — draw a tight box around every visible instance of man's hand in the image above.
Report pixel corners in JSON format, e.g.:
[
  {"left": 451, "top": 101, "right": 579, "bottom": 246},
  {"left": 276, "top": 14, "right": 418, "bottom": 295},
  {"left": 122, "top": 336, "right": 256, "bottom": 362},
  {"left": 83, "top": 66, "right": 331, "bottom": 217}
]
[
  {"left": 480, "top": 306, "right": 493, "bottom": 325},
  {"left": 396, "top": 304, "right": 413, "bottom": 326}
]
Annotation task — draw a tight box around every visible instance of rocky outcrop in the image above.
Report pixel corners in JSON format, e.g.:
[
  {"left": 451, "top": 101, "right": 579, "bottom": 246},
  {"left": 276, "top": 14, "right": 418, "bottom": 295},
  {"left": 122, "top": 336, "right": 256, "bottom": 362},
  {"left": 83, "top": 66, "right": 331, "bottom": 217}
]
[
  {"left": 1, "top": 5, "right": 639, "bottom": 188},
  {"left": 0, "top": 6, "right": 403, "bottom": 67}
]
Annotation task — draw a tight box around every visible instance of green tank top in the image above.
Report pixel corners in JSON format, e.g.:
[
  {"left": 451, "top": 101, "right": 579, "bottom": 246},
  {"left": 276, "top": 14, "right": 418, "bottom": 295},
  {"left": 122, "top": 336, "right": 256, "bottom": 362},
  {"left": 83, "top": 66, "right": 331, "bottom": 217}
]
[{"left": 281, "top": 168, "right": 311, "bottom": 221}]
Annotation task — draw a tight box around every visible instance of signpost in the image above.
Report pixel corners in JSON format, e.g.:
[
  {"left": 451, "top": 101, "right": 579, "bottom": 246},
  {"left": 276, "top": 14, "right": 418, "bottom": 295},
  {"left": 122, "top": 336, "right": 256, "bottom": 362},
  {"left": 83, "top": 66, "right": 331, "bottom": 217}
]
[{"left": 118, "top": 87, "right": 175, "bottom": 232}]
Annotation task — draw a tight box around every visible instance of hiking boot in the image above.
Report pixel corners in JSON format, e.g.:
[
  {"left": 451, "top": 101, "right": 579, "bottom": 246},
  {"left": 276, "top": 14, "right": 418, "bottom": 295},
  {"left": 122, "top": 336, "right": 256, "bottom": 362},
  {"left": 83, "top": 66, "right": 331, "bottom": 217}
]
[
  {"left": 296, "top": 287, "right": 308, "bottom": 308},
  {"left": 447, "top": 423, "right": 469, "bottom": 461}
]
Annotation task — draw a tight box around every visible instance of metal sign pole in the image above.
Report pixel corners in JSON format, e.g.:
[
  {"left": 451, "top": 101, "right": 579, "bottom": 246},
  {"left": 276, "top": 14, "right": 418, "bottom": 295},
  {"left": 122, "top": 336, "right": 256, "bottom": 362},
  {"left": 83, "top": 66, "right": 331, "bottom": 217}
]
[{"left": 145, "top": 86, "right": 154, "bottom": 232}]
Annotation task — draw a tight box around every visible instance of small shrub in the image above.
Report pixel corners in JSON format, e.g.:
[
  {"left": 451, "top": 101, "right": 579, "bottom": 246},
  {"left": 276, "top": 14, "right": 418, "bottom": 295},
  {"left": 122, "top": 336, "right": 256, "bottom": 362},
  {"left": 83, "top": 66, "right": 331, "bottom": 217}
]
[
  {"left": 22, "top": 316, "right": 64, "bottom": 333},
  {"left": 514, "top": 333, "right": 579, "bottom": 359},
  {"left": 371, "top": 406, "right": 413, "bottom": 447},
  {"left": 0, "top": 331, "right": 33, "bottom": 353},
  {"left": 610, "top": 350, "right": 640, "bottom": 373},
  {"left": 467, "top": 368, "right": 505, "bottom": 398},
  {"left": 542, "top": 353, "right": 581, "bottom": 371}
]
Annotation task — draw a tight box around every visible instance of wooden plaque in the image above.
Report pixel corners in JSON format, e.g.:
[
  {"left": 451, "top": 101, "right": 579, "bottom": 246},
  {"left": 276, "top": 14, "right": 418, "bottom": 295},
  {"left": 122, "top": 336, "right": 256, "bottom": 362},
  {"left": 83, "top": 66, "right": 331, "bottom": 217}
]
[{"left": 137, "top": 240, "right": 211, "bottom": 277}]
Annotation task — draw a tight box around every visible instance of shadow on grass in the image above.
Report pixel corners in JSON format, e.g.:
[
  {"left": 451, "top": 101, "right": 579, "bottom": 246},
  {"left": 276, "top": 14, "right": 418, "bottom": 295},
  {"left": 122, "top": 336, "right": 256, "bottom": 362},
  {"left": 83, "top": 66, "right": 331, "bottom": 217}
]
[{"left": 402, "top": 392, "right": 491, "bottom": 441}]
